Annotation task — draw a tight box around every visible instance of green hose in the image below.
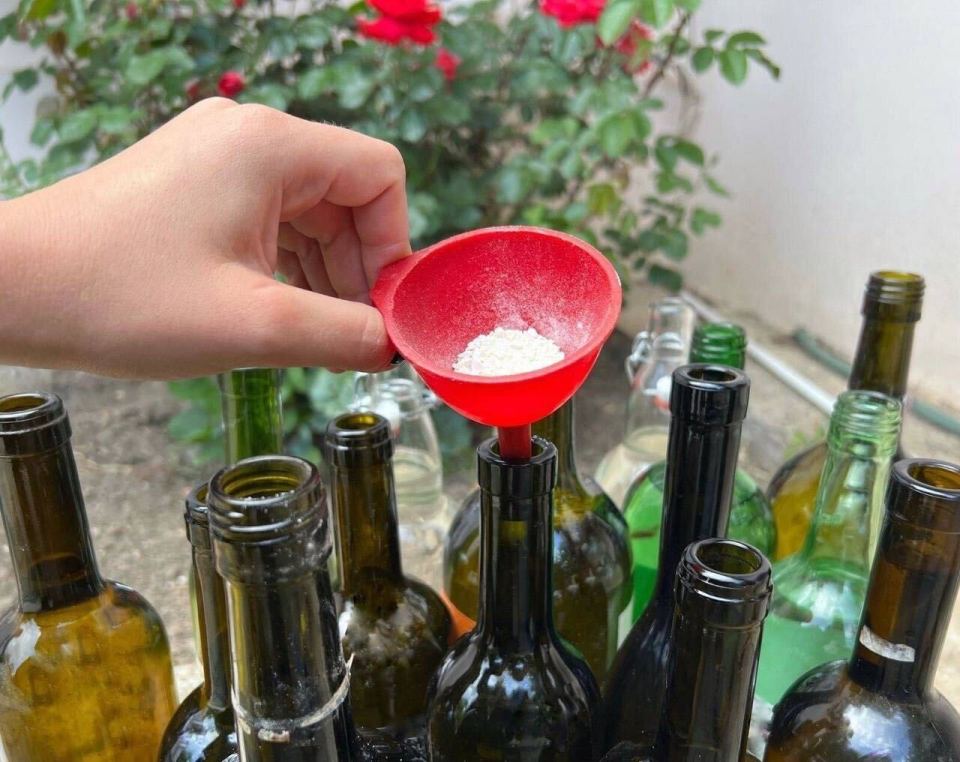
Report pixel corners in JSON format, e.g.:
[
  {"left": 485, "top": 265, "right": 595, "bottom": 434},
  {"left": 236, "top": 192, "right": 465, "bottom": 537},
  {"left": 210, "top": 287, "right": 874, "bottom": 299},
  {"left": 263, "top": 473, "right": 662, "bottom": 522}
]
[{"left": 792, "top": 329, "right": 960, "bottom": 438}]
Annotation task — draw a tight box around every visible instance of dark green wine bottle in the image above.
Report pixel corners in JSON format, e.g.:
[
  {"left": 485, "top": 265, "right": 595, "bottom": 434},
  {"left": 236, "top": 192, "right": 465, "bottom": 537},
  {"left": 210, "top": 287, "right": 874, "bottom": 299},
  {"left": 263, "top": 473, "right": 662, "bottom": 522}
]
[
  {"left": 218, "top": 368, "right": 284, "bottom": 462},
  {"left": 208, "top": 454, "right": 362, "bottom": 761},
  {"left": 159, "top": 483, "right": 238, "bottom": 760},
  {"left": 766, "top": 459, "right": 960, "bottom": 760},
  {"left": 324, "top": 412, "right": 451, "bottom": 740},
  {"left": 603, "top": 365, "right": 751, "bottom": 751},
  {"left": 427, "top": 436, "right": 601, "bottom": 761},
  {"left": 602, "top": 538, "right": 771, "bottom": 762}
]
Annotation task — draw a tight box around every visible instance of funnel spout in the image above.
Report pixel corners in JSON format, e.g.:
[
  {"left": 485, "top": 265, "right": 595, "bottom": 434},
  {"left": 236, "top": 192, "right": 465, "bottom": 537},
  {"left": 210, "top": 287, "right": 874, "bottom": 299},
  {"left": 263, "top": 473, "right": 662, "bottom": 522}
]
[{"left": 498, "top": 424, "right": 533, "bottom": 460}]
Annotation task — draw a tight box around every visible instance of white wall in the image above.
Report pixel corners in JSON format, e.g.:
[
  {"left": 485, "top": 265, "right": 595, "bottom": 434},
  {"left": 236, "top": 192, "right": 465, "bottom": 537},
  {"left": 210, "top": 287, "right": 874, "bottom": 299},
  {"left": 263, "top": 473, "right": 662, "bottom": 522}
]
[{"left": 682, "top": 1, "right": 960, "bottom": 406}]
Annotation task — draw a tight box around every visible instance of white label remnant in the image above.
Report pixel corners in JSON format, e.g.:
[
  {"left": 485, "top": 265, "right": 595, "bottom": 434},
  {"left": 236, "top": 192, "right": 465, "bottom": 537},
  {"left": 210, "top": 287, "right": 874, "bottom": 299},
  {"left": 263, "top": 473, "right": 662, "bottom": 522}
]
[
  {"left": 453, "top": 327, "right": 565, "bottom": 377},
  {"left": 859, "top": 625, "right": 916, "bottom": 663}
]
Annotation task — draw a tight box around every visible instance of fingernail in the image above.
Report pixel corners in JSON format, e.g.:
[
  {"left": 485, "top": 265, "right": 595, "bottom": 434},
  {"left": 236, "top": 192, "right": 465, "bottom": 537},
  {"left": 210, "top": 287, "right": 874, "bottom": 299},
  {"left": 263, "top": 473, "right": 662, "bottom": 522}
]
[{"left": 390, "top": 352, "right": 404, "bottom": 366}]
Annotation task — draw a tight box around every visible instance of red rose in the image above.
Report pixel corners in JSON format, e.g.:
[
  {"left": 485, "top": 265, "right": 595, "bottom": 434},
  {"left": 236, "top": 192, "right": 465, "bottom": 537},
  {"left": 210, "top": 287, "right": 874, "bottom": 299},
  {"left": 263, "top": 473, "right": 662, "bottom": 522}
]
[
  {"left": 614, "top": 20, "right": 655, "bottom": 74},
  {"left": 217, "top": 71, "right": 245, "bottom": 98},
  {"left": 125, "top": 2, "right": 139, "bottom": 20},
  {"left": 434, "top": 48, "right": 461, "bottom": 81},
  {"left": 358, "top": 0, "right": 441, "bottom": 46},
  {"left": 233, "top": 0, "right": 246, "bottom": 7},
  {"left": 539, "top": 0, "right": 604, "bottom": 28}
]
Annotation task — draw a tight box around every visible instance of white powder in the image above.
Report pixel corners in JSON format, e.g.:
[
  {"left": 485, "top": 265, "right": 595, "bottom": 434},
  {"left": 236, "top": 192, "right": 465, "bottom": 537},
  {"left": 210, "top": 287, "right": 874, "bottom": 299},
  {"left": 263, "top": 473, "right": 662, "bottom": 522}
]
[{"left": 453, "top": 327, "right": 565, "bottom": 376}]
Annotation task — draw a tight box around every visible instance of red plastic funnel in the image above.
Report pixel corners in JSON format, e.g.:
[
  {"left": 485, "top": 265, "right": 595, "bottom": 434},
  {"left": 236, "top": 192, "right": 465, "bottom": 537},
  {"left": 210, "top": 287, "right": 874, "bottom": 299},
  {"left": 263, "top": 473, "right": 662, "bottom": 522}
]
[{"left": 371, "top": 226, "right": 621, "bottom": 458}]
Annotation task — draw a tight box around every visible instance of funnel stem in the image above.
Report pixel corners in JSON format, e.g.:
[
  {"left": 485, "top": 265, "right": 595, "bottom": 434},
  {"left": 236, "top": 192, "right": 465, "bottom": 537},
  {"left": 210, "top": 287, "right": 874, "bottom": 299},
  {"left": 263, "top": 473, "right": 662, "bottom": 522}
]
[{"left": 498, "top": 425, "right": 532, "bottom": 460}]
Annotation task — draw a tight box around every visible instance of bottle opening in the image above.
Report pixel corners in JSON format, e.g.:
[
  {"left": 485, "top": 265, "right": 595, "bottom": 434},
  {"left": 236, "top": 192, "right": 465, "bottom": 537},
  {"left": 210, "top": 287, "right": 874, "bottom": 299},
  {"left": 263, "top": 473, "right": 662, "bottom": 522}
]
[
  {"left": 863, "top": 271, "right": 924, "bottom": 318},
  {"left": 478, "top": 435, "right": 556, "bottom": 499},
  {"left": 670, "top": 364, "right": 750, "bottom": 425},
  {"left": 694, "top": 539, "right": 761, "bottom": 576},
  {"left": 0, "top": 392, "right": 71, "bottom": 454},
  {"left": 678, "top": 539, "right": 772, "bottom": 616},
  {"left": 686, "top": 366, "right": 737, "bottom": 383},
  {"left": 323, "top": 412, "right": 392, "bottom": 466},
  {"left": 0, "top": 392, "right": 62, "bottom": 423},
  {"left": 829, "top": 390, "right": 902, "bottom": 444},
  {"left": 691, "top": 322, "right": 747, "bottom": 366},
  {"left": 889, "top": 459, "right": 960, "bottom": 533},
  {"left": 907, "top": 461, "right": 960, "bottom": 491}
]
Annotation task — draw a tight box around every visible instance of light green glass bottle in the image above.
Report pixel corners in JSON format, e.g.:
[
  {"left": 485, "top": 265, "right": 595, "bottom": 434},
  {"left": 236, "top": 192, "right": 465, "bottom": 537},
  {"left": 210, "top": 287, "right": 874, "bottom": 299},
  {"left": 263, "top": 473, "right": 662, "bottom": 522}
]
[
  {"left": 621, "top": 322, "right": 775, "bottom": 623},
  {"left": 753, "top": 389, "right": 902, "bottom": 714}
]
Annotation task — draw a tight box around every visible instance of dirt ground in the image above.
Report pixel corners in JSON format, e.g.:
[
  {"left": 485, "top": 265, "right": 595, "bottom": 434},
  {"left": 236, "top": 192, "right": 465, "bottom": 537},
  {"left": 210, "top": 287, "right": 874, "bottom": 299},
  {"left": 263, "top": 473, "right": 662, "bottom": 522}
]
[{"left": 1, "top": 284, "right": 958, "bottom": 705}]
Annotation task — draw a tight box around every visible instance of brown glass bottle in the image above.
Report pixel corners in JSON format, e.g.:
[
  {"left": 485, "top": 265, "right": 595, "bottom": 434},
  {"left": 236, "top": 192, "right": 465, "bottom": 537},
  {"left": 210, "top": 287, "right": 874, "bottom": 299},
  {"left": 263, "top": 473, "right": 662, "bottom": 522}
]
[
  {"left": 158, "top": 483, "right": 238, "bottom": 761},
  {"left": 324, "top": 412, "right": 451, "bottom": 740},
  {"left": 208, "top": 454, "right": 363, "bottom": 761},
  {"left": 602, "top": 365, "right": 751, "bottom": 751},
  {"left": 427, "top": 436, "right": 601, "bottom": 761},
  {"left": 765, "top": 459, "right": 960, "bottom": 761},
  {"left": 602, "top": 538, "right": 771, "bottom": 762},
  {"left": 443, "top": 398, "right": 631, "bottom": 684},
  {"left": 768, "top": 271, "right": 923, "bottom": 560},
  {"left": 0, "top": 392, "right": 177, "bottom": 761}
]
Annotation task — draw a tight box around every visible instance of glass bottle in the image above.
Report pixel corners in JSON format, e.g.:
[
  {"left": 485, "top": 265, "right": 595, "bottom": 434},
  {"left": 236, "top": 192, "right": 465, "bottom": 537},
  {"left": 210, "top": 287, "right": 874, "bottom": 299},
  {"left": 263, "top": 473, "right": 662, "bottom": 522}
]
[
  {"left": 443, "top": 398, "right": 631, "bottom": 684},
  {"left": 602, "top": 364, "right": 751, "bottom": 750},
  {"left": 595, "top": 297, "right": 696, "bottom": 507},
  {"left": 426, "top": 435, "right": 600, "bottom": 760},
  {"left": 621, "top": 324, "right": 775, "bottom": 623},
  {"left": 208, "top": 453, "right": 363, "bottom": 761},
  {"left": 768, "top": 271, "right": 923, "bottom": 560},
  {"left": 158, "top": 483, "right": 238, "bottom": 761},
  {"left": 0, "top": 392, "right": 177, "bottom": 761},
  {"left": 324, "top": 412, "right": 451, "bottom": 740},
  {"left": 765, "top": 459, "right": 960, "bottom": 761},
  {"left": 351, "top": 365, "right": 447, "bottom": 590},
  {"left": 754, "top": 390, "right": 902, "bottom": 712},
  {"left": 601, "top": 538, "right": 771, "bottom": 762}
]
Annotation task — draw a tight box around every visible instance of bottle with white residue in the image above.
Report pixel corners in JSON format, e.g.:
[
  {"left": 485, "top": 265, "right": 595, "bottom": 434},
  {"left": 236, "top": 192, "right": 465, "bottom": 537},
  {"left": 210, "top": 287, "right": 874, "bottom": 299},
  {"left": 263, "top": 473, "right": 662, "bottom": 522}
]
[{"left": 351, "top": 364, "right": 448, "bottom": 589}]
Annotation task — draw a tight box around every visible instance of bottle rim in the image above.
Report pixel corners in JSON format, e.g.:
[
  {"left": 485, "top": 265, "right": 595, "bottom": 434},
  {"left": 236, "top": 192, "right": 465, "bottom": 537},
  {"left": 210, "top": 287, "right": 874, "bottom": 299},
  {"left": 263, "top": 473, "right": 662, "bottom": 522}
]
[
  {"left": 477, "top": 435, "right": 557, "bottom": 498},
  {"left": 828, "top": 390, "right": 902, "bottom": 445},
  {"left": 0, "top": 391, "right": 71, "bottom": 455},
  {"left": 690, "top": 322, "right": 747, "bottom": 365},
  {"left": 676, "top": 538, "right": 772, "bottom": 625},
  {"left": 863, "top": 271, "right": 924, "bottom": 320},
  {"left": 183, "top": 481, "right": 213, "bottom": 548},
  {"left": 323, "top": 411, "right": 393, "bottom": 466},
  {"left": 670, "top": 363, "right": 750, "bottom": 426},
  {"left": 888, "top": 458, "right": 960, "bottom": 533}
]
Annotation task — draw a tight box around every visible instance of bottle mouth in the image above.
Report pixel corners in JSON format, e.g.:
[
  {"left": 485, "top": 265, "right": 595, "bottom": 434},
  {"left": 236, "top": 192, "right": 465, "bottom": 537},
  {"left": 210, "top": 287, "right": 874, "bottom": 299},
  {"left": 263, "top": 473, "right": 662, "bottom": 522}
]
[
  {"left": 323, "top": 411, "right": 393, "bottom": 466},
  {"left": 690, "top": 322, "right": 747, "bottom": 367},
  {"left": 183, "top": 481, "right": 211, "bottom": 544},
  {"left": 888, "top": 458, "right": 960, "bottom": 533},
  {"left": 677, "top": 538, "right": 772, "bottom": 625},
  {"left": 477, "top": 436, "right": 557, "bottom": 499},
  {"left": 208, "top": 455, "right": 325, "bottom": 543},
  {"left": 863, "top": 271, "right": 924, "bottom": 320},
  {"left": 670, "top": 364, "right": 750, "bottom": 426},
  {"left": 0, "top": 392, "right": 71, "bottom": 455},
  {"left": 828, "top": 390, "right": 902, "bottom": 448}
]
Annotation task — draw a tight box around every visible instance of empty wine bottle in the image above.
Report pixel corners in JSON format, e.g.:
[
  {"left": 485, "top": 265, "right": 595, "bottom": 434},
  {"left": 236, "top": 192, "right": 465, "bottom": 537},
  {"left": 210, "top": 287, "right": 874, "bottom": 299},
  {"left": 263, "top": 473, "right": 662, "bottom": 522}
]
[
  {"left": 768, "top": 271, "right": 923, "bottom": 560},
  {"left": 0, "top": 392, "right": 177, "bottom": 760},
  {"left": 603, "top": 365, "right": 750, "bottom": 750},
  {"left": 427, "top": 436, "right": 601, "bottom": 761},
  {"left": 621, "top": 323, "right": 775, "bottom": 623},
  {"left": 443, "top": 398, "right": 630, "bottom": 684},
  {"left": 158, "top": 483, "right": 238, "bottom": 761},
  {"left": 324, "top": 412, "right": 451, "bottom": 740},
  {"left": 602, "top": 538, "right": 771, "bottom": 762},
  {"left": 208, "top": 454, "right": 362, "bottom": 761},
  {"left": 754, "top": 390, "right": 901, "bottom": 713},
  {"left": 765, "top": 459, "right": 960, "bottom": 761},
  {"left": 595, "top": 297, "right": 696, "bottom": 506}
]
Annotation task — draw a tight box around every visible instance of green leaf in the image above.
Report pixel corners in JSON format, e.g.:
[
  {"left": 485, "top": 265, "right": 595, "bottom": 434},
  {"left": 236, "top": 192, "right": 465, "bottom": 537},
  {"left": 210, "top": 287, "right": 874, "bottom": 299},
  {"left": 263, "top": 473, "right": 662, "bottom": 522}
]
[
  {"left": 587, "top": 183, "right": 620, "bottom": 215},
  {"left": 599, "top": 113, "right": 635, "bottom": 158},
  {"left": 675, "top": 0, "right": 701, "bottom": 8},
  {"left": 296, "top": 16, "right": 331, "bottom": 48},
  {"left": 531, "top": 117, "right": 579, "bottom": 145},
  {"left": 168, "top": 406, "right": 215, "bottom": 444},
  {"left": 96, "top": 106, "right": 136, "bottom": 135},
  {"left": 58, "top": 109, "right": 97, "bottom": 143},
  {"left": 497, "top": 166, "right": 529, "bottom": 204},
  {"left": 726, "top": 31, "right": 766, "bottom": 48},
  {"left": 691, "top": 46, "right": 714, "bottom": 73},
  {"left": 125, "top": 51, "right": 168, "bottom": 87},
  {"left": 597, "top": 0, "right": 640, "bottom": 46},
  {"left": 66, "top": 0, "right": 86, "bottom": 48},
  {"left": 335, "top": 68, "right": 374, "bottom": 109},
  {"left": 746, "top": 48, "right": 781, "bottom": 79},
  {"left": 30, "top": 118, "right": 55, "bottom": 147},
  {"left": 705, "top": 174, "right": 730, "bottom": 197},
  {"left": 297, "top": 67, "right": 336, "bottom": 100},
  {"left": 654, "top": 141, "right": 677, "bottom": 172},
  {"left": 639, "top": 0, "right": 674, "bottom": 28},
  {"left": 648, "top": 263, "right": 683, "bottom": 291},
  {"left": 168, "top": 377, "right": 218, "bottom": 402},
  {"left": 398, "top": 109, "right": 427, "bottom": 143},
  {"left": 690, "top": 207, "right": 722, "bottom": 235},
  {"left": 704, "top": 29, "right": 724, "bottom": 44},
  {"left": 13, "top": 69, "right": 38, "bottom": 92},
  {"left": 22, "top": 0, "right": 58, "bottom": 21},
  {"left": 268, "top": 32, "right": 298, "bottom": 60},
  {"left": 674, "top": 139, "right": 704, "bottom": 166},
  {"left": 719, "top": 48, "right": 748, "bottom": 85}
]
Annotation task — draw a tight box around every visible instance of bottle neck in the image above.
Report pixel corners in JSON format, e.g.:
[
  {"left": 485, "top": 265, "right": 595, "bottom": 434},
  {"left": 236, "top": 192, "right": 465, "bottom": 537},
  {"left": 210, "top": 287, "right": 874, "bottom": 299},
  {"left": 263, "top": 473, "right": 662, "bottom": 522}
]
[
  {"left": 477, "top": 489, "right": 554, "bottom": 652},
  {"left": 532, "top": 400, "right": 582, "bottom": 498},
  {"left": 653, "top": 420, "right": 741, "bottom": 601},
  {"left": 624, "top": 341, "right": 684, "bottom": 443},
  {"left": 849, "top": 316, "right": 916, "bottom": 400},
  {"left": 849, "top": 514, "right": 960, "bottom": 700},
  {"left": 330, "top": 458, "right": 404, "bottom": 594},
  {"left": 219, "top": 368, "right": 284, "bottom": 463},
  {"left": 191, "top": 529, "right": 232, "bottom": 718},
  {"left": 0, "top": 443, "right": 103, "bottom": 612}
]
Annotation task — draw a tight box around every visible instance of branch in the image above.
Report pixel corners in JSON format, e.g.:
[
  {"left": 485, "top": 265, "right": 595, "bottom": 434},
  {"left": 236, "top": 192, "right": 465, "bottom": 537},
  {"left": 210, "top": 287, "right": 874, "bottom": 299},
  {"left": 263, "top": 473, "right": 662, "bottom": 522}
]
[{"left": 642, "top": 11, "right": 691, "bottom": 99}]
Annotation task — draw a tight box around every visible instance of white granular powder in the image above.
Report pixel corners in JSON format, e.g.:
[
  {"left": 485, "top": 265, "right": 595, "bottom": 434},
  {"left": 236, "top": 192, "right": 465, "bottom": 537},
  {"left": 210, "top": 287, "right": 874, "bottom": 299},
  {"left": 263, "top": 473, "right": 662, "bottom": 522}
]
[{"left": 453, "top": 327, "right": 565, "bottom": 376}]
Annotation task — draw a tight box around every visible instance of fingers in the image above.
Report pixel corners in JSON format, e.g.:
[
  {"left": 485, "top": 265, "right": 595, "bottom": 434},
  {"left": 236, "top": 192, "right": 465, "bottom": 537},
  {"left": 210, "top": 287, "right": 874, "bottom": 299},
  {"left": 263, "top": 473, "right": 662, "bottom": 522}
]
[{"left": 286, "top": 203, "right": 369, "bottom": 301}]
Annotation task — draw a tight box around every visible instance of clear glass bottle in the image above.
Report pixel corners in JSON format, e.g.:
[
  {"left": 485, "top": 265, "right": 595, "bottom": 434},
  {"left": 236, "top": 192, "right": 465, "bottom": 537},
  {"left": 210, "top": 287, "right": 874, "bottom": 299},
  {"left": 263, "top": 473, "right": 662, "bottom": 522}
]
[
  {"left": 601, "top": 538, "right": 771, "bottom": 762},
  {"left": 427, "top": 435, "right": 600, "bottom": 760},
  {"left": 602, "top": 365, "right": 751, "bottom": 750},
  {"left": 768, "top": 271, "right": 923, "bottom": 560},
  {"left": 0, "top": 392, "right": 177, "bottom": 760},
  {"left": 754, "top": 390, "right": 902, "bottom": 712},
  {"left": 766, "top": 459, "right": 960, "bottom": 761},
  {"left": 351, "top": 365, "right": 447, "bottom": 590},
  {"left": 594, "top": 297, "right": 696, "bottom": 507}
]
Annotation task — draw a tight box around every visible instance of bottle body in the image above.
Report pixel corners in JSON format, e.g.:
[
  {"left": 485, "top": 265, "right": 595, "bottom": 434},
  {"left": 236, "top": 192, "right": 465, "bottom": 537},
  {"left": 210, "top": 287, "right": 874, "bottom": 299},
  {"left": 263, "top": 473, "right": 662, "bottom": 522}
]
[
  {"left": 428, "top": 437, "right": 600, "bottom": 761},
  {"left": 0, "top": 392, "right": 177, "bottom": 761},
  {"left": 765, "top": 459, "right": 960, "bottom": 761},
  {"left": 325, "top": 412, "right": 451, "bottom": 739},
  {"left": 443, "top": 400, "right": 630, "bottom": 684}
]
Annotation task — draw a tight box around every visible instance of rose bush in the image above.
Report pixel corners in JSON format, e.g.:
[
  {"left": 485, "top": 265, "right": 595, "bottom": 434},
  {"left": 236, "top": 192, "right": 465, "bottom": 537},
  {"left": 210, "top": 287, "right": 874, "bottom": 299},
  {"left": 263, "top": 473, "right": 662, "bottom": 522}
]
[{"left": 0, "top": 0, "right": 777, "bottom": 461}]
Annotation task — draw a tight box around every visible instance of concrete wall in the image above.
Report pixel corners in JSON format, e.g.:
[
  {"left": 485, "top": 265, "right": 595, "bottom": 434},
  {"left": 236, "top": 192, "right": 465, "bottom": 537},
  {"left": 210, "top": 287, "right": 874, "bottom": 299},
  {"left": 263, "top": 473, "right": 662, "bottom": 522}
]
[{"left": 681, "top": 1, "right": 960, "bottom": 406}]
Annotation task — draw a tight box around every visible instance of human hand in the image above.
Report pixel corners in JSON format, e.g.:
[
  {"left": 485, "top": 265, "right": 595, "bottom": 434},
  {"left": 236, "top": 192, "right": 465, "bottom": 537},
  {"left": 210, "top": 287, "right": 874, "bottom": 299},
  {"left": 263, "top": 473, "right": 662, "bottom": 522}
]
[{"left": 0, "top": 98, "right": 411, "bottom": 378}]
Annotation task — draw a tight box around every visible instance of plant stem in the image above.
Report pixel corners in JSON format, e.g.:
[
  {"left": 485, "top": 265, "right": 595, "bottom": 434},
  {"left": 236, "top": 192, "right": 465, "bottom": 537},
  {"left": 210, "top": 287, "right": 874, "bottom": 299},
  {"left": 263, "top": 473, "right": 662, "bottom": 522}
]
[{"left": 642, "top": 11, "right": 691, "bottom": 99}]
